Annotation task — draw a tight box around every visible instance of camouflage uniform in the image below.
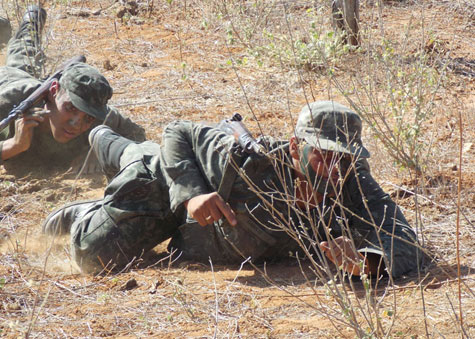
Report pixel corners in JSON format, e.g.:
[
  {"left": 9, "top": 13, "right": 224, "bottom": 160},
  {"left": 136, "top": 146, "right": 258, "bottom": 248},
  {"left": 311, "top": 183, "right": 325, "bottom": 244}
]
[
  {"left": 161, "top": 119, "right": 421, "bottom": 278},
  {"left": 64, "top": 128, "right": 183, "bottom": 272},
  {"left": 44, "top": 102, "right": 421, "bottom": 278},
  {"left": 0, "top": 8, "right": 145, "bottom": 171}
]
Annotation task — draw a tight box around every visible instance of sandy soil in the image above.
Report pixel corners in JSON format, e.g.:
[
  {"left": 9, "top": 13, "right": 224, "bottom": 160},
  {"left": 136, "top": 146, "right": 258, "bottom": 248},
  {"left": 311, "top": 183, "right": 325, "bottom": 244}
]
[{"left": 0, "top": 1, "right": 474, "bottom": 338}]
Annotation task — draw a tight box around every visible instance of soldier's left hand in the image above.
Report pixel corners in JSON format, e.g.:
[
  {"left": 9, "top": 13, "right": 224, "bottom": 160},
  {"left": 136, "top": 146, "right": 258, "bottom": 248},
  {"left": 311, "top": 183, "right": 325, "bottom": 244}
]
[{"left": 319, "top": 236, "right": 369, "bottom": 276}]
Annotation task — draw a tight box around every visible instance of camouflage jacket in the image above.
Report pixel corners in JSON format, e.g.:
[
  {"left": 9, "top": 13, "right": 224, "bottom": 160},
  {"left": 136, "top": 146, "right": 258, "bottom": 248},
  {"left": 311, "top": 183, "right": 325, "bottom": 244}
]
[
  {"left": 0, "top": 65, "right": 146, "bottom": 170},
  {"left": 160, "top": 120, "right": 421, "bottom": 277}
]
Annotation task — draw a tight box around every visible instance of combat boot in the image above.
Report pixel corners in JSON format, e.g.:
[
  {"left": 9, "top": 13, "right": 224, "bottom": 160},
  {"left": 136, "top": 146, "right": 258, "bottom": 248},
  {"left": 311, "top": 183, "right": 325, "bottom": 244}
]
[
  {"left": 15, "top": 5, "right": 47, "bottom": 40},
  {"left": 89, "top": 125, "right": 135, "bottom": 178},
  {"left": 42, "top": 199, "right": 101, "bottom": 236},
  {"left": 0, "top": 16, "right": 12, "bottom": 46}
]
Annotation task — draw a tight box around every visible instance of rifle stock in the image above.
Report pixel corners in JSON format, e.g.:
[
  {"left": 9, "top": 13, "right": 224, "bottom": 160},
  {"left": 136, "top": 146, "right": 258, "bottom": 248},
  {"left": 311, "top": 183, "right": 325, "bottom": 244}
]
[{"left": 0, "top": 55, "right": 86, "bottom": 131}]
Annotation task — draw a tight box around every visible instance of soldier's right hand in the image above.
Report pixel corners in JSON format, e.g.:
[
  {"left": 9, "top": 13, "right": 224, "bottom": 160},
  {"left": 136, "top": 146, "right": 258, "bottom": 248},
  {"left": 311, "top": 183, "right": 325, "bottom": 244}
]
[
  {"left": 2, "top": 108, "right": 50, "bottom": 160},
  {"left": 185, "top": 192, "right": 238, "bottom": 227},
  {"left": 13, "top": 108, "right": 50, "bottom": 152}
]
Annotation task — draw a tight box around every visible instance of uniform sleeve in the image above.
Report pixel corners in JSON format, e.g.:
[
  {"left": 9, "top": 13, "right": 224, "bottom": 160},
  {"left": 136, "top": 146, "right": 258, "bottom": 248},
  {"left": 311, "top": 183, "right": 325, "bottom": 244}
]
[
  {"left": 102, "top": 106, "right": 146, "bottom": 142},
  {"left": 345, "top": 161, "right": 422, "bottom": 278},
  {"left": 0, "top": 67, "right": 42, "bottom": 165},
  {"left": 0, "top": 124, "right": 12, "bottom": 165},
  {"left": 160, "top": 120, "right": 234, "bottom": 212}
]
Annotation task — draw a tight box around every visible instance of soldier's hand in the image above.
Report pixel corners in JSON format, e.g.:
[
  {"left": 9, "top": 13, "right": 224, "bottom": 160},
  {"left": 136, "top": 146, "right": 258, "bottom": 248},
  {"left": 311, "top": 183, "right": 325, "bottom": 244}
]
[
  {"left": 319, "top": 236, "right": 369, "bottom": 276},
  {"left": 185, "top": 192, "right": 237, "bottom": 227},
  {"left": 0, "top": 108, "right": 50, "bottom": 160},
  {"left": 13, "top": 108, "right": 50, "bottom": 152}
]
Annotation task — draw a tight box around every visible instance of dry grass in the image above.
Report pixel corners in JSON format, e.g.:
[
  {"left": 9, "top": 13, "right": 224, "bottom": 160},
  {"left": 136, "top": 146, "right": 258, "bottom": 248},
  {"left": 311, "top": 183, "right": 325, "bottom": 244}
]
[{"left": 0, "top": 0, "right": 474, "bottom": 338}]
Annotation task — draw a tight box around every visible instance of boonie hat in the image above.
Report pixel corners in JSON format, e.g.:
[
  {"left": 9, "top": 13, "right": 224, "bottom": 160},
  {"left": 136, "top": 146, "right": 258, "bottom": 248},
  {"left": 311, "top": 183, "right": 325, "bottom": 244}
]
[
  {"left": 59, "top": 62, "right": 112, "bottom": 121},
  {"left": 295, "top": 101, "right": 370, "bottom": 158}
]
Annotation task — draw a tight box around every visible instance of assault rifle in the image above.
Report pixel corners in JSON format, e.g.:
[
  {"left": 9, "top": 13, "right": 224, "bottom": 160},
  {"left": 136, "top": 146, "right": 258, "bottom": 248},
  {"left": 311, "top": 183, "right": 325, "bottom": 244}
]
[
  {"left": 217, "top": 113, "right": 266, "bottom": 202},
  {"left": 0, "top": 55, "right": 86, "bottom": 131},
  {"left": 218, "top": 113, "right": 264, "bottom": 155}
]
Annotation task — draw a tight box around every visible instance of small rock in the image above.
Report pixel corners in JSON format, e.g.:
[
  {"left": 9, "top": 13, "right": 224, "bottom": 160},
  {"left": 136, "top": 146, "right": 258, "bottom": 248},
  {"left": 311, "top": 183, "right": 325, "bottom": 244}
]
[
  {"left": 120, "top": 278, "right": 138, "bottom": 291},
  {"left": 103, "top": 59, "right": 115, "bottom": 71}
]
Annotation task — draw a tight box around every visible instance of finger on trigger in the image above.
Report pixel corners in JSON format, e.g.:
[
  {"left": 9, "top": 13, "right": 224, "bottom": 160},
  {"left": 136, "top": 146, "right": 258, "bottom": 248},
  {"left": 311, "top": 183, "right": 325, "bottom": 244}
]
[{"left": 218, "top": 201, "right": 237, "bottom": 226}]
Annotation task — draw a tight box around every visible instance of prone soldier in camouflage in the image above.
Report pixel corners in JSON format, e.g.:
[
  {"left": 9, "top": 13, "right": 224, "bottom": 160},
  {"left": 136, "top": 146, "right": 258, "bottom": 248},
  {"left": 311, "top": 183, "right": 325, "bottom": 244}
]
[
  {"left": 0, "top": 6, "right": 145, "bottom": 173},
  {"left": 42, "top": 101, "right": 421, "bottom": 278}
]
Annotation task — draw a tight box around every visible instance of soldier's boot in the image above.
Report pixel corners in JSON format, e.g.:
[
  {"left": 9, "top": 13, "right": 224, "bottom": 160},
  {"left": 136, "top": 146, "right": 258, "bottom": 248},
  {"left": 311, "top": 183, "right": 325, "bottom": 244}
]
[
  {"left": 15, "top": 5, "right": 47, "bottom": 41},
  {"left": 89, "top": 125, "right": 135, "bottom": 178},
  {"left": 42, "top": 199, "right": 101, "bottom": 236},
  {"left": 7, "top": 5, "right": 47, "bottom": 76},
  {"left": 0, "top": 16, "right": 12, "bottom": 46}
]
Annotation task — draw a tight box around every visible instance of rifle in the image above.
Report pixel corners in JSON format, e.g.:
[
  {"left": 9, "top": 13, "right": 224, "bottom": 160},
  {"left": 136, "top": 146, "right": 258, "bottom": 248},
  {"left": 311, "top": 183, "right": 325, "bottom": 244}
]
[
  {"left": 218, "top": 113, "right": 264, "bottom": 154},
  {"left": 217, "top": 113, "right": 266, "bottom": 203},
  {"left": 0, "top": 55, "right": 86, "bottom": 131}
]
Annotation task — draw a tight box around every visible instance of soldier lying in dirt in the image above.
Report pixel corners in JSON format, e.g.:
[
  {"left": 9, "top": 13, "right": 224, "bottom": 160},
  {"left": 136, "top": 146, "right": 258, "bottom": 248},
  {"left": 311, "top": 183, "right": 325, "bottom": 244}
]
[
  {"left": 0, "top": 6, "right": 144, "bottom": 174},
  {"left": 42, "top": 100, "right": 422, "bottom": 278}
]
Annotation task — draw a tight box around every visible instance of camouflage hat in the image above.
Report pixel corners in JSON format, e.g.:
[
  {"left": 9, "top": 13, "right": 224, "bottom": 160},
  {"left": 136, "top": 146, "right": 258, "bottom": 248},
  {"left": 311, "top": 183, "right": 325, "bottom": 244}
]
[
  {"left": 0, "top": 16, "right": 12, "bottom": 46},
  {"left": 295, "top": 101, "right": 370, "bottom": 158},
  {"left": 59, "top": 62, "right": 112, "bottom": 120}
]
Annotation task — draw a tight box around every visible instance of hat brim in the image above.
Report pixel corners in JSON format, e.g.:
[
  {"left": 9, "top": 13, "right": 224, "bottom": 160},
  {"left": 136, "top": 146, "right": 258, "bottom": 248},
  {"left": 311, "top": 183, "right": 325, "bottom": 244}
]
[
  {"left": 302, "top": 135, "right": 370, "bottom": 158},
  {"left": 67, "top": 90, "right": 108, "bottom": 121}
]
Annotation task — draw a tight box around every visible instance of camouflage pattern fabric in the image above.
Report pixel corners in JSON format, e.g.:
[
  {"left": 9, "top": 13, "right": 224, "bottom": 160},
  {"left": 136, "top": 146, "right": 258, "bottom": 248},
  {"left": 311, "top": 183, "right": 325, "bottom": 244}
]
[
  {"left": 5, "top": 11, "right": 44, "bottom": 77},
  {"left": 65, "top": 119, "right": 420, "bottom": 277},
  {"left": 0, "top": 18, "right": 145, "bottom": 170},
  {"left": 160, "top": 120, "right": 421, "bottom": 278},
  {"left": 70, "top": 139, "right": 183, "bottom": 273}
]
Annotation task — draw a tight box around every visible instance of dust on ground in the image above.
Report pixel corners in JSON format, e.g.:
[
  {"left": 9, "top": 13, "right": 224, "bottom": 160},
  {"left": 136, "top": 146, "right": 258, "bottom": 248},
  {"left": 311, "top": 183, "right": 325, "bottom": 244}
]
[{"left": 1, "top": 1, "right": 474, "bottom": 338}]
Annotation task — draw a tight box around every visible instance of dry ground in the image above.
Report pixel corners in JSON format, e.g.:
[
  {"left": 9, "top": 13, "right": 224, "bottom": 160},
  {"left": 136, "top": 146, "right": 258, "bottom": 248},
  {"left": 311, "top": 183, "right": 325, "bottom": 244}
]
[{"left": 1, "top": 0, "right": 474, "bottom": 338}]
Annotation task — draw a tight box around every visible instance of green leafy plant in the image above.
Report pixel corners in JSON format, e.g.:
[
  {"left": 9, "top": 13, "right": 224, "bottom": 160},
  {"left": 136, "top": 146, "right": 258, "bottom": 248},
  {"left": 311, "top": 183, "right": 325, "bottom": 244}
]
[{"left": 333, "top": 37, "right": 444, "bottom": 173}]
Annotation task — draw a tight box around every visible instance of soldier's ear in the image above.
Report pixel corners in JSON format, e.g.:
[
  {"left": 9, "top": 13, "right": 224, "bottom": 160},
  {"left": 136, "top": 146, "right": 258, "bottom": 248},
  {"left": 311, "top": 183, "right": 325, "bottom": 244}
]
[
  {"left": 289, "top": 136, "right": 300, "bottom": 160},
  {"left": 49, "top": 79, "right": 60, "bottom": 98}
]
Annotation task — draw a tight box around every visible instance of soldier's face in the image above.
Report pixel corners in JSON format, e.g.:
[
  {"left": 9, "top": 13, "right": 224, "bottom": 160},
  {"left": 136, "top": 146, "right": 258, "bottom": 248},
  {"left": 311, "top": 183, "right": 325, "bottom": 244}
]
[
  {"left": 304, "top": 146, "right": 339, "bottom": 183},
  {"left": 47, "top": 90, "right": 96, "bottom": 143}
]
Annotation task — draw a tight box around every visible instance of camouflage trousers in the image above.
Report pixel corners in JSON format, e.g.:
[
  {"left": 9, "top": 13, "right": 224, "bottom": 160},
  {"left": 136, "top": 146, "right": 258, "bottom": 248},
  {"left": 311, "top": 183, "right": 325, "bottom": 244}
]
[
  {"left": 5, "top": 15, "right": 44, "bottom": 77},
  {"left": 0, "top": 15, "right": 44, "bottom": 126},
  {"left": 70, "top": 127, "right": 182, "bottom": 273}
]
